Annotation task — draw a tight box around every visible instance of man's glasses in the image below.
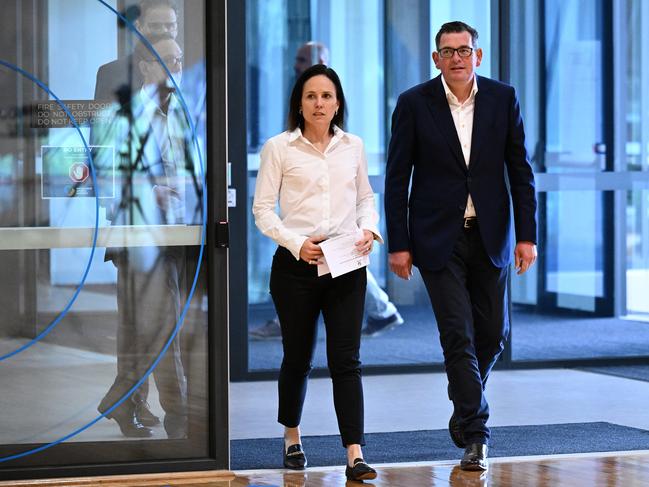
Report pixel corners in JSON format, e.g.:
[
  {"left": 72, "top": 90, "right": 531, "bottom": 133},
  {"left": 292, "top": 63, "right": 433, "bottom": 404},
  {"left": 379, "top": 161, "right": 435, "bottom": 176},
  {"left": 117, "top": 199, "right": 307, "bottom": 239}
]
[
  {"left": 438, "top": 47, "right": 474, "bottom": 58},
  {"left": 146, "top": 54, "right": 183, "bottom": 66},
  {"left": 146, "top": 21, "right": 178, "bottom": 33}
]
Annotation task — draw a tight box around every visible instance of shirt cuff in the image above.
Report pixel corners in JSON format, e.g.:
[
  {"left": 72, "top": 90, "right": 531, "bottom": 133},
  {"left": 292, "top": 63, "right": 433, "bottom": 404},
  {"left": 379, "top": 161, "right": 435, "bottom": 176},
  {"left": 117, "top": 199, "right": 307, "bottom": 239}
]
[
  {"left": 286, "top": 235, "right": 308, "bottom": 261},
  {"left": 362, "top": 226, "right": 384, "bottom": 244}
]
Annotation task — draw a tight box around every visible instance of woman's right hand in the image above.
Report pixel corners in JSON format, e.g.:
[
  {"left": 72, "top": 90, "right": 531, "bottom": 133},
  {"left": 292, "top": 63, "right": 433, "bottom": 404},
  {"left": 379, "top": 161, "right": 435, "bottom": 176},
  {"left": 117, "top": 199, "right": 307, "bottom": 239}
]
[{"left": 299, "top": 235, "right": 326, "bottom": 265}]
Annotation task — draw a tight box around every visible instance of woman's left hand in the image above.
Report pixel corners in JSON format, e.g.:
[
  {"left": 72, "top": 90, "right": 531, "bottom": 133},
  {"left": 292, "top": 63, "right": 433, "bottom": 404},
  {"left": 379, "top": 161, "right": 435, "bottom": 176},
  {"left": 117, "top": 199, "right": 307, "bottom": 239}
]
[{"left": 355, "top": 230, "right": 375, "bottom": 255}]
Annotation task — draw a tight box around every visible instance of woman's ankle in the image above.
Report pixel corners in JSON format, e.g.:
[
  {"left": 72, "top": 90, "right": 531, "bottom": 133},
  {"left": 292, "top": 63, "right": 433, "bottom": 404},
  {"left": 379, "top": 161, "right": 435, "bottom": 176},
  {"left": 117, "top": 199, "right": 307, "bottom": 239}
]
[
  {"left": 284, "top": 426, "right": 301, "bottom": 448},
  {"left": 346, "top": 444, "right": 363, "bottom": 465}
]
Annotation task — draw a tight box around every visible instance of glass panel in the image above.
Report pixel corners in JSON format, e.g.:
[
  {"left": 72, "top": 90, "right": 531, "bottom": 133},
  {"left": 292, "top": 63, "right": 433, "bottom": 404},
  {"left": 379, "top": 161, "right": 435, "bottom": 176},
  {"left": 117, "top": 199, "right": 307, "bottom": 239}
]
[
  {"left": 246, "top": 0, "right": 492, "bottom": 371},
  {"left": 0, "top": 0, "right": 209, "bottom": 467},
  {"left": 627, "top": 190, "right": 649, "bottom": 318},
  {"left": 624, "top": 0, "right": 649, "bottom": 319},
  {"left": 512, "top": 191, "right": 649, "bottom": 362},
  {"left": 509, "top": 0, "right": 541, "bottom": 173},
  {"left": 246, "top": 0, "right": 389, "bottom": 371},
  {"left": 544, "top": 0, "right": 604, "bottom": 174},
  {"left": 625, "top": 0, "right": 649, "bottom": 171},
  {"left": 545, "top": 191, "right": 603, "bottom": 309},
  {"left": 509, "top": 0, "right": 649, "bottom": 361}
]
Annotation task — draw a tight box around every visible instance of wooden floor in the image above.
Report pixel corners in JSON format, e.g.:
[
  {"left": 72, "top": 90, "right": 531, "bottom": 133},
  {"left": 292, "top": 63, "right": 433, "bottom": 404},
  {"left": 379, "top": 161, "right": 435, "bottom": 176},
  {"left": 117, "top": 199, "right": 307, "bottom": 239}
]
[
  {"left": 3, "top": 452, "right": 649, "bottom": 487},
  {"left": 231, "top": 453, "right": 649, "bottom": 486}
]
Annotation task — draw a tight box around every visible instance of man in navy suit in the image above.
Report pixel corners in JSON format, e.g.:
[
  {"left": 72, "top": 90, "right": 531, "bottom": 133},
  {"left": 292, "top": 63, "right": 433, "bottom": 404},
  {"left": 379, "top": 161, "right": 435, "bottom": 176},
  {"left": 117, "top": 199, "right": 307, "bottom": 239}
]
[{"left": 385, "top": 21, "right": 537, "bottom": 471}]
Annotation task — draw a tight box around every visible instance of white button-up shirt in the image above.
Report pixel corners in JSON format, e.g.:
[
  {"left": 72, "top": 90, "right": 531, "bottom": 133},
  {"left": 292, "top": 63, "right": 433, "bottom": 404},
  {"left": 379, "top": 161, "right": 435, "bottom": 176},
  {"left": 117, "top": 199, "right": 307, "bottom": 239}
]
[
  {"left": 253, "top": 126, "right": 382, "bottom": 260},
  {"left": 441, "top": 75, "right": 478, "bottom": 219},
  {"left": 94, "top": 85, "right": 193, "bottom": 226}
]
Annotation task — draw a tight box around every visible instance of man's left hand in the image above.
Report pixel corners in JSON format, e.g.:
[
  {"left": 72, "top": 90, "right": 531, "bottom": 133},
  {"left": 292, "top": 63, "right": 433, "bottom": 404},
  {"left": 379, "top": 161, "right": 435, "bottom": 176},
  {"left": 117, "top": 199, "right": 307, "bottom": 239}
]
[{"left": 514, "top": 241, "right": 537, "bottom": 275}]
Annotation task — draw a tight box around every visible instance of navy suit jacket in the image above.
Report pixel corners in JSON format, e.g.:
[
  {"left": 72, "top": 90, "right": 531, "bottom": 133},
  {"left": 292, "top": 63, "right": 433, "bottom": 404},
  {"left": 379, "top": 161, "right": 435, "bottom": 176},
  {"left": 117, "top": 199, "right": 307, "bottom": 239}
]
[{"left": 384, "top": 75, "right": 537, "bottom": 271}]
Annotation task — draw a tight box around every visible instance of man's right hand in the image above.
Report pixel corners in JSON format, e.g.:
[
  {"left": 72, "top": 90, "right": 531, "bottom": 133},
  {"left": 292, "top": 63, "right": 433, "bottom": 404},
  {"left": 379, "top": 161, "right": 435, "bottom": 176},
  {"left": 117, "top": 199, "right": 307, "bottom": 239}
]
[{"left": 389, "top": 251, "right": 413, "bottom": 280}]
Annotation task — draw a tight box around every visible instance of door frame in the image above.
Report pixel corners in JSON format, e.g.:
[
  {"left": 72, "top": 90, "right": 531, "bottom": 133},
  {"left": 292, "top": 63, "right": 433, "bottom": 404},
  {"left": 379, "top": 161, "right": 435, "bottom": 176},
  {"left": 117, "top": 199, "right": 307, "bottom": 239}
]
[{"left": 0, "top": 0, "right": 229, "bottom": 480}]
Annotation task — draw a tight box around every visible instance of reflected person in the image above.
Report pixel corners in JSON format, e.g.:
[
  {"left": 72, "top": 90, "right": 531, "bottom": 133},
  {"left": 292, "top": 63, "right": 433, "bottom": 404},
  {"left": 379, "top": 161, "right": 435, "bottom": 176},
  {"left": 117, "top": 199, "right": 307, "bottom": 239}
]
[
  {"left": 92, "top": 0, "right": 180, "bottom": 433},
  {"left": 94, "top": 0, "right": 179, "bottom": 102},
  {"left": 253, "top": 64, "right": 379, "bottom": 482},
  {"left": 94, "top": 35, "right": 192, "bottom": 439},
  {"left": 385, "top": 21, "right": 537, "bottom": 471},
  {"left": 293, "top": 41, "right": 329, "bottom": 77}
]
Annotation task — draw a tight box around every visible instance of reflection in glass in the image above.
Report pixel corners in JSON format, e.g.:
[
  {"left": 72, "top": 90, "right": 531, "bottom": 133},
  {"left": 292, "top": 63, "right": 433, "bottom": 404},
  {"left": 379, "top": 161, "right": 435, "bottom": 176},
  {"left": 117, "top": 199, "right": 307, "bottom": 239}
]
[
  {"left": 508, "top": 0, "right": 649, "bottom": 361},
  {"left": 626, "top": 190, "right": 649, "bottom": 317},
  {"left": 92, "top": 34, "right": 198, "bottom": 440},
  {"left": 624, "top": 0, "right": 649, "bottom": 172},
  {"left": 544, "top": 0, "right": 604, "bottom": 174},
  {"left": 545, "top": 191, "right": 603, "bottom": 307},
  {"left": 0, "top": 0, "right": 208, "bottom": 467}
]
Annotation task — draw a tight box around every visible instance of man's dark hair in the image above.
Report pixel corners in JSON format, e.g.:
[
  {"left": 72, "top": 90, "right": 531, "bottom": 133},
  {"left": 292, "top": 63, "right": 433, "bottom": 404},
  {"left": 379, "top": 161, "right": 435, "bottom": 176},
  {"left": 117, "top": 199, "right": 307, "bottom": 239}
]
[
  {"left": 434, "top": 21, "right": 479, "bottom": 50},
  {"left": 140, "top": 0, "right": 178, "bottom": 18},
  {"left": 287, "top": 64, "right": 346, "bottom": 133}
]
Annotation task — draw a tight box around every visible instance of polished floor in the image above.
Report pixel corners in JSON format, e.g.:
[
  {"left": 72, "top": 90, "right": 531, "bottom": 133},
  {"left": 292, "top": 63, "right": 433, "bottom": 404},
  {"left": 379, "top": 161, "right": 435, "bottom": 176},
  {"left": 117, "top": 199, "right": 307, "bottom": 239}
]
[
  {"left": 3, "top": 452, "right": 649, "bottom": 486},
  {"left": 227, "top": 369, "right": 649, "bottom": 485},
  {"left": 2, "top": 368, "right": 649, "bottom": 485},
  {"left": 231, "top": 452, "right": 649, "bottom": 486}
]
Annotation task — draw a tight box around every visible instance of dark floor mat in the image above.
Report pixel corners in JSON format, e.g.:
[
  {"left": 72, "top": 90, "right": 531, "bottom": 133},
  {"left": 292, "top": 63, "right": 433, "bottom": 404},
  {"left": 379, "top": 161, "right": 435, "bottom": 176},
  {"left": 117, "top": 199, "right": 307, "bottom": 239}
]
[{"left": 231, "top": 422, "right": 649, "bottom": 470}]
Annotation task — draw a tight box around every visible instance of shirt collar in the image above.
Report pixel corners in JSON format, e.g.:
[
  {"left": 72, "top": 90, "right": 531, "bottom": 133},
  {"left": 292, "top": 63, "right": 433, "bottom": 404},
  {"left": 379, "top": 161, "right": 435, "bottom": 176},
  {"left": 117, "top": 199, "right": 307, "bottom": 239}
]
[
  {"left": 287, "top": 125, "right": 348, "bottom": 144},
  {"left": 441, "top": 75, "right": 479, "bottom": 104},
  {"left": 138, "top": 84, "right": 179, "bottom": 116}
]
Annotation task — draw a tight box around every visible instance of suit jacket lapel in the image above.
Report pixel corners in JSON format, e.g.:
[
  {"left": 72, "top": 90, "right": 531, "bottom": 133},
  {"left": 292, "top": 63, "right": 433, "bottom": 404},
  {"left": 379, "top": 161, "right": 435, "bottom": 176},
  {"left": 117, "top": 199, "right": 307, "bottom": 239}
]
[
  {"left": 468, "top": 76, "right": 495, "bottom": 170},
  {"left": 424, "top": 77, "right": 466, "bottom": 171}
]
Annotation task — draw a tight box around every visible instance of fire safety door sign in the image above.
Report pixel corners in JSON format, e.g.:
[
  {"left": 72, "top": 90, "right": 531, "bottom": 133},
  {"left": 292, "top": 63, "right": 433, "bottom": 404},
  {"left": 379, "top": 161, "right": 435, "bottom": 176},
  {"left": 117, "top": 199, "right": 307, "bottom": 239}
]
[{"left": 41, "top": 145, "right": 114, "bottom": 199}]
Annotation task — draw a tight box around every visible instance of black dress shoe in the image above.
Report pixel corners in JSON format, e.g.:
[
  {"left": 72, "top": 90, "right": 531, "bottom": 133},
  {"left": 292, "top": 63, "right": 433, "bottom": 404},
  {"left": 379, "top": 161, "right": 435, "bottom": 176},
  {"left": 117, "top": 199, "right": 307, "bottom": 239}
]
[
  {"left": 449, "top": 413, "right": 466, "bottom": 448},
  {"left": 283, "top": 444, "right": 307, "bottom": 470},
  {"left": 460, "top": 443, "right": 488, "bottom": 471},
  {"left": 164, "top": 413, "right": 188, "bottom": 439},
  {"left": 345, "top": 458, "right": 377, "bottom": 482},
  {"left": 134, "top": 401, "right": 161, "bottom": 427},
  {"left": 106, "top": 409, "right": 153, "bottom": 438}
]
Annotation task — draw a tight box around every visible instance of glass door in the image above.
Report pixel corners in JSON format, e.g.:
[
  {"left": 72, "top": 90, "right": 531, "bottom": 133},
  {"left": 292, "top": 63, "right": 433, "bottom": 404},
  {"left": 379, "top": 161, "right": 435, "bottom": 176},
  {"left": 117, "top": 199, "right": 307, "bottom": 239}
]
[
  {"left": 508, "top": 0, "right": 649, "bottom": 362},
  {"left": 0, "top": 0, "right": 228, "bottom": 479}
]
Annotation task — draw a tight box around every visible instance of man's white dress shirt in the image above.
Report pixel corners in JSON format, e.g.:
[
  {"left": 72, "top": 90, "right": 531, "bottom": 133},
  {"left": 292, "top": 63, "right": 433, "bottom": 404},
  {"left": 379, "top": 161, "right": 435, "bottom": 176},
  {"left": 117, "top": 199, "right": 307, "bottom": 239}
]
[{"left": 441, "top": 75, "right": 478, "bottom": 219}]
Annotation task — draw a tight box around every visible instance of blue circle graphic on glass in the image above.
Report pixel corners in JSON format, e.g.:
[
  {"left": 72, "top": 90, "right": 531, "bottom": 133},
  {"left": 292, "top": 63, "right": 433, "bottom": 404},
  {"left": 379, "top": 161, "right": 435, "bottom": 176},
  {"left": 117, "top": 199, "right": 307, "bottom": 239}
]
[
  {"left": 0, "top": 0, "right": 207, "bottom": 463},
  {"left": 0, "top": 60, "right": 100, "bottom": 363}
]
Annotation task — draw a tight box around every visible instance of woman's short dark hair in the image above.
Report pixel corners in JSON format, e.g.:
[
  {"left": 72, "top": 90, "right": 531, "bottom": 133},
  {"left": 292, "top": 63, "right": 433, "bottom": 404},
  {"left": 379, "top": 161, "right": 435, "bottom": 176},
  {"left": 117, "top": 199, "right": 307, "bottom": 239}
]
[
  {"left": 434, "top": 21, "right": 479, "bottom": 50},
  {"left": 287, "top": 64, "right": 346, "bottom": 133}
]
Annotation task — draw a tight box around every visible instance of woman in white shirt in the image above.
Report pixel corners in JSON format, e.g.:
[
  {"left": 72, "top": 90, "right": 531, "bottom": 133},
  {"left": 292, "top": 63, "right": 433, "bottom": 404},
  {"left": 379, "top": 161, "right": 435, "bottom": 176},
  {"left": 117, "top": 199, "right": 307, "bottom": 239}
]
[{"left": 253, "top": 64, "right": 380, "bottom": 482}]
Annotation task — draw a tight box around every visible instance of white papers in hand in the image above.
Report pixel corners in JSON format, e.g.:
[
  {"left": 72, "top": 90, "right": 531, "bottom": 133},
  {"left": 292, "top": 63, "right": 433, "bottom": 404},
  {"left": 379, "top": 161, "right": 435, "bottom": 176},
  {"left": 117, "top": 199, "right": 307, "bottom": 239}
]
[{"left": 317, "top": 230, "right": 369, "bottom": 278}]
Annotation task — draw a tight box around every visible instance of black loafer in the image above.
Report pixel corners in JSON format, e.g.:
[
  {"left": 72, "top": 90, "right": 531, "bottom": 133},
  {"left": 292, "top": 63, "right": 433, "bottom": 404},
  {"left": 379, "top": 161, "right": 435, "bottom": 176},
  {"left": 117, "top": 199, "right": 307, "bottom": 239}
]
[
  {"left": 105, "top": 409, "right": 153, "bottom": 438},
  {"left": 134, "top": 401, "right": 161, "bottom": 427},
  {"left": 460, "top": 443, "right": 488, "bottom": 471},
  {"left": 449, "top": 413, "right": 466, "bottom": 448},
  {"left": 283, "top": 444, "right": 307, "bottom": 470},
  {"left": 345, "top": 458, "right": 377, "bottom": 482}
]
